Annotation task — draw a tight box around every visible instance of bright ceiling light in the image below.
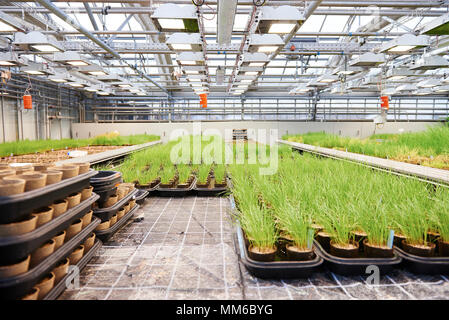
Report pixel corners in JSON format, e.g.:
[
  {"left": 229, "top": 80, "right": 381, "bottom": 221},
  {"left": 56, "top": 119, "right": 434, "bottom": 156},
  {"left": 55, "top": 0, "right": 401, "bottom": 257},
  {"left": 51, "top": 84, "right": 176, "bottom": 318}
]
[
  {"left": 14, "top": 31, "right": 64, "bottom": 53},
  {"left": 67, "top": 60, "right": 89, "bottom": 66},
  {"left": 30, "top": 44, "right": 61, "bottom": 53},
  {"left": 257, "top": 46, "right": 278, "bottom": 53},
  {"left": 188, "top": 78, "right": 201, "bottom": 82},
  {"left": 417, "top": 79, "right": 440, "bottom": 88},
  {"left": 0, "top": 52, "right": 27, "bottom": 66},
  {"left": 244, "top": 72, "right": 258, "bottom": 76},
  {"left": 387, "top": 45, "right": 416, "bottom": 53},
  {"left": 248, "top": 62, "right": 265, "bottom": 67},
  {"left": 158, "top": 19, "right": 185, "bottom": 30},
  {"left": 53, "top": 51, "right": 90, "bottom": 66},
  {"left": 97, "top": 91, "right": 110, "bottom": 96},
  {"left": 151, "top": 4, "right": 199, "bottom": 32},
  {"left": 0, "top": 20, "right": 17, "bottom": 32},
  {"left": 433, "top": 85, "right": 449, "bottom": 93},
  {"left": 21, "top": 63, "right": 54, "bottom": 76},
  {"left": 78, "top": 64, "right": 108, "bottom": 77},
  {"left": 118, "top": 84, "right": 132, "bottom": 88},
  {"left": 389, "top": 76, "right": 406, "bottom": 81},
  {"left": 69, "top": 83, "right": 84, "bottom": 88},
  {"left": 191, "top": 83, "right": 203, "bottom": 87},
  {"left": 268, "top": 23, "right": 296, "bottom": 34},
  {"left": 380, "top": 34, "right": 429, "bottom": 54},
  {"left": 171, "top": 44, "right": 192, "bottom": 50},
  {"left": 249, "top": 34, "right": 283, "bottom": 53},
  {"left": 185, "top": 70, "right": 199, "bottom": 75},
  {"left": 410, "top": 55, "right": 449, "bottom": 71},
  {"left": 237, "top": 85, "right": 248, "bottom": 88},
  {"left": 241, "top": 79, "right": 252, "bottom": 83},
  {"left": 88, "top": 71, "right": 107, "bottom": 76},
  {"left": 25, "top": 70, "right": 45, "bottom": 75},
  {"left": 180, "top": 60, "right": 197, "bottom": 65},
  {"left": 349, "top": 52, "right": 385, "bottom": 67},
  {"left": 317, "top": 74, "right": 338, "bottom": 83},
  {"left": 167, "top": 33, "right": 202, "bottom": 51},
  {"left": 421, "top": 12, "right": 449, "bottom": 35}
]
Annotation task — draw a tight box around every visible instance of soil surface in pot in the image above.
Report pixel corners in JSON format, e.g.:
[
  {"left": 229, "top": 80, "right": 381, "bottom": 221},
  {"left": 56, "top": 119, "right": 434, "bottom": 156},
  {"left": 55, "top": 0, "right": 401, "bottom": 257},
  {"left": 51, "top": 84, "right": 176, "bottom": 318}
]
[
  {"left": 363, "top": 239, "right": 394, "bottom": 258},
  {"left": 329, "top": 241, "right": 360, "bottom": 258},
  {"left": 402, "top": 240, "right": 436, "bottom": 257}
]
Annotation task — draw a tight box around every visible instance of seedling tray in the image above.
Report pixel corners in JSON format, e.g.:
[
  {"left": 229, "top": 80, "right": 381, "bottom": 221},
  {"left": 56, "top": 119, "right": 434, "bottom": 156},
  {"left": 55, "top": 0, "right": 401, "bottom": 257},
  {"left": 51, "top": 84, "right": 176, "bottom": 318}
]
[
  {"left": 95, "top": 204, "right": 139, "bottom": 242},
  {"left": 95, "top": 186, "right": 118, "bottom": 206},
  {"left": 0, "top": 193, "right": 99, "bottom": 265},
  {"left": 0, "top": 217, "right": 100, "bottom": 300},
  {"left": 90, "top": 171, "right": 122, "bottom": 189},
  {"left": 135, "top": 189, "right": 149, "bottom": 205},
  {"left": 314, "top": 241, "right": 402, "bottom": 276},
  {"left": 43, "top": 239, "right": 102, "bottom": 300},
  {"left": 0, "top": 170, "right": 97, "bottom": 224},
  {"left": 136, "top": 179, "right": 161, "bottom": 193},
  {"left": 195, "top": 182, "right": 228, "bottom": 197},
  {"left": 236, "top": 225, "right": 323, "bottom": 279},
  {"left": 155, "top": 177, "right": 197, "bottom": 197},
  {"left": 394, "top": 246, "right": 449, "bottom": 275},
  {"left": 93, "top": 188, "right": 138, "bottom": 222}
]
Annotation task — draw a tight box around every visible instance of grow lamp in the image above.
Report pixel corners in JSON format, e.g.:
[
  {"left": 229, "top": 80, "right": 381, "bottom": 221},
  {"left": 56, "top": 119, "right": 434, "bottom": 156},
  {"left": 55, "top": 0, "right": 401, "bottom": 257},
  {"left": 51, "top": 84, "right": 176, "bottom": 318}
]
[
  {"left": 433, "top": 85, "right": 449, "bottom": 93},
  {"left": 167, "top": 33, "right": 202, "bottom": 52},
  {"left": 0, "top": 52, "right": 27, "bottom": 67},
  {"left": 409, "top": 55, "right": 449, "bottom": 71},
  {"left": 14, "top": 31, "right": 63, "bottom": 53},
  {"left": 21, "top": 63, "right": 54, "bottom": 76},
  {"left": 258, "top": 6, "right": 305, "bottom": 34},
  {"left": 151, "top": 4, "right": 199, "bottom": 33},
  {"left": 49, "top": 72, "right": 70, "bottom": 83},
  {"left": 396, "top": 83, "right": 417, "bottom": 92},
  {"left": 0, "top": 13, "right": 20, "bottom": 32},
  {"left": 332, "top": 66, "right": 363, "bottom": 75},
  {"left": 53, "top": 51, "right": 90, "bottom": 66},
  {"left": 248, "top": 34, "right": 284, "bottom": 54},
  {"left": 78, "top": 64, "right": 108, "bottom": 77},
  {"left": 386, "top": 68, "right": 414, "bottom": 81},
  {"left": 176, "top": 52, "right": 205, "bottom": 66},
  {"left": 241, "top": 52, "right": 270, "bottom": 67},
  {"left": 217, "top": 0, "right": 238, "bottom": 45},
  {"left": 417, "top": 79, "right": 440, "bottom": 88},
  {"left": 85, "top": 86, "right": 100, "bottom": 92},
  {"left": 379, "top": 34, "right": 429, "bottom": 54},
  {"left": 381, "top": 88, "right": 397, "bottom": 96},
  {"left": 317, "top": 74, "right": 339, "bottom": 83},
  {"left": 307, "top": 80, "right": 328, "bottom": 88},
  {"left": 421, "top": 12, "right": 449, "bottom": 35},
  {"left": 349, "top": 52, "right": 386, "bottom": 67},
  {"left": 413, "top": 88, "right": 433, "bottom": 96}
]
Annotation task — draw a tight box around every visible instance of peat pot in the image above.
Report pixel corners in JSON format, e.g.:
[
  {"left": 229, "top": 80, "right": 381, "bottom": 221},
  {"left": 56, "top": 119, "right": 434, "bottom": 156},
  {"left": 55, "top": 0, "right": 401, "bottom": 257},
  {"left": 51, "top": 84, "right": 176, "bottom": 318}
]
[
  {"left": 401, "top": 240, "right": 436, "bottom": 257},
  {"left": 0, "top": 255, "right": 30, "bottom": 277},
  {"left": 52, "top": 231, "right": 66, "bottom": 250},
  {"left": 363, "top": 239, "right": 394, "bottom": 258},
  {"left": 68, "top": 245, "right": 84, "bottom": 265},
  {"left": 52, "top": 258, "right": 69, "bottom": 283},
  {"left": 32, "top": 206, "right": 54, "bottom": 227},
  {"left": 286, "top": 244, "right": 314, "bottom": 261},
  {"left": 35, "top": 273, "right": 55, "bottom": 300},
  {"left": 66, "top": 219, "right": 83, "bottom": 240},
  {"left": 83, "top": 233, "right": 96, "bottom": 253},
  {"left": 30, "top": 239, "right": 56, "bottom": 267},
  {"left": 66, "top": 192, "right": 81, "bottom": 209},
  {"left": 81, "top": 210, "right": 93, "bottom": 228},
  {"left": 21, "top": 287, "right": 39, "bottom": 300},
  {"left": 51, "top": 199, "right": 68, "bottom": 218},
  {"left": 0, "top": 214, "right": 37, "bottom": 237},
  {"left": 248, "top": 246, "right": 277, "bottom": 262},
  {"left": 81, "top": 186, "right": 93, "bottom": 201},
  {"left": 329, "top": 241, "right": 360, "bottom": 259},
  {"left": 0, "top": 178, "right": 26, "bottom": 196}
]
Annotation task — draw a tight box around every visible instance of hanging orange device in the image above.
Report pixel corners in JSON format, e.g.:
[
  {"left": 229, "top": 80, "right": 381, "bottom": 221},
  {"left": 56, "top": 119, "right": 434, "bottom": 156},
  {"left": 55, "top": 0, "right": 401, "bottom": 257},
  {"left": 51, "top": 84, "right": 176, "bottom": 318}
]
[
  {"left": 380, "top": 96, "right": 389, "bottom": 110},
  {"left": 23, "top": 95, "right": 32, "bottom": 109},
  {"left": 199, "top": 93, "right": 207, "bottom": 108}
]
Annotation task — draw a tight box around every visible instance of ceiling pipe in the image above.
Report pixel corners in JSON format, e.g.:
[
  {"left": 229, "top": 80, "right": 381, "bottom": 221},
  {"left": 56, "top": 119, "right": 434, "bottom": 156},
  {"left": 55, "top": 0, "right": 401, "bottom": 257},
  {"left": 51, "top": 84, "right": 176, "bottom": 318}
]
[{"left": 34, "top": 0, "right": 171, "bottom": 97}]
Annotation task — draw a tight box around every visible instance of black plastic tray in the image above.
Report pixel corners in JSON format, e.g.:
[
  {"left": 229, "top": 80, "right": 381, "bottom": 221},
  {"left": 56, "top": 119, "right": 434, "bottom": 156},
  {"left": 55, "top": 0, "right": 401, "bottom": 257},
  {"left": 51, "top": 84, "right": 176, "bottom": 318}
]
[
  {"left": 0, "top": 170, "right": 97, "bottom": 224},
  {"left": 314, "top": 240, "right": 402, "bottom": 276},
  {"left": 93, "top": 188, "right": 138, "bottom": 222},
  {"left": 43, "top": 239, "right": 102, "bottom": 300},
  {"left": 156, "top": 177, "right": 197, "bottom": 197},
  {"left": 195, "top": 186, "right": 228, "bottom": 197},
  {"left": 395, "top": 246, "right": 449, "bottom": 275},
  {"left": 90, "top": 171, "right": 122, "bottom": 189},
  {"left": 136, "top": 179, "right": 160, "bottom": 193},
  {"left": 236, "top": 225, "right": 323, "bottom": 279},
  {"left": 95, "top": 204, "right": 139, "bottom": 242},
  {"left": 0, "top": 217, "right": 100, "bottom": 300},
  {"left": 135, "top": 189, "right": 149, "bottom": 205},
  {"left": 95, "top": 186, "right": 117, "bottom": 206},
  {"left": 0, "top": 193, "right": 99, "bottom": 265}
]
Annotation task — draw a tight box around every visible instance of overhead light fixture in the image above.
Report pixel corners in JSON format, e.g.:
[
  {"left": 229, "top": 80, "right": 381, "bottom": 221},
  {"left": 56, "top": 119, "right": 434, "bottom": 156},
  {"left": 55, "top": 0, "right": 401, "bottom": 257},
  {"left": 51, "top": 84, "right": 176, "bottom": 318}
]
[
  {"left": 77, "top": 64, "right": 108, "bottom": 76},
  {"left": 85, "top": 85, "right": 100, "bottom": 92},
  {"left": 176, "top": 52, "right": 205, "bottom": 66},
  {"left": 217, "top": 0, "right": 238, "bottom": 45},
  {"left": 413, "top": 88, "right": 433, "bottom": 96},
  {"left": 21, "top": 63, "right": 54, "bottom": 76},
  {"left": 433, "top": 85, "right": 449, "bottom": 93},
  {"left": 0, "top": 52, "right": 27, "bottom": 66},
  {"left": 386, "top": 67, "right": 414, "bottom": 80},
  {"left": 396, "top": 83, "right": 417, "bottom": 92},
  {"left": 241, "top": 79, "right": 253, "bottom": 83},
  {"left": 53, "top": 51, "right": 90, "bottom": 66},
  {"left": 151, "top": 4, "right": 199, "bottom": 32},
  {"left": 417, "top": 79, "right": 440, "bottom": 88},
  {"left": 381, "top": 88, "right": 397, "bottom": 96},
  {"left": 258, "top": 6, "right": 305, "bottom": 34},
  {"left": 332, "top": 66, "right": 363, "bottom": 75},
  {"left": 249, "top": 62, "right": 265, "bottom": 67},
  {"left": 379, "top": 34, "right": 429, "bottom": 54},
  {"left": 349, "top": 52, "right": 386, "bottom": 67},
  {"left": 289, "top": 85, "right": 311, "bottom": 95},
  {"left": 0, "top": 13, "right": 22, "bottom": 32},
  {"left": 421, "top": 12, "right": 449, "bottom": 35},
  {"left": 306, "top": 80, "right": 327, "bottom": 88},
  {"left": 317, "top": 74, "right": 339, "bottom": 83},
  {"left": 14, "top": 31, "right": 63, "bottom": 53},
  {"left": 97, "top": 74, "right": 124, "bottom": 83},
  {"left": 167, "top": 33, "right": 202, "bottom": 52},
  {"left": 248, "top": 34, "right": 283, "bottom": 54},
  {"left": 244, "top": 72, "right": 258, "bottom": 76},
  {"left": 49, "top": 71, "right": 70, "bottom": 83},
  {"left": 409, "top": 55, "right": 449, "bottom": 71},
  {"left": 241, "top": 52, "right": 270, "bottom": 68}
]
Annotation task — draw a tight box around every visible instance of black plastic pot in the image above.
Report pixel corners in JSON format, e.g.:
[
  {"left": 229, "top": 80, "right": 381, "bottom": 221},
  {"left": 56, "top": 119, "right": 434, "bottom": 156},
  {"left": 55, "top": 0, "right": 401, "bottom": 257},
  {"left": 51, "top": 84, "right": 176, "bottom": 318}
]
[
  {"left": 93, "top": 189, "right": 138, "bottom": 222},
  {"left": 314, "top": 240, "right": 402, "bottom": 276},
  {"left": 0, "top": 217, "right": 100, "bottom": 300},
  {"left": 43, "top": 239, "right": 102, "bottom": 300},
  {"left": 135, "top": 190, "right": 149, "bottom": 205},
  {"left": 0, "top": 170, "right": 97, "bottom": 224},
  {"left": 95, "top": 204, "right": 139, "bottom": 242},
  {"left": 0, "top": 193, "right": 99, "bottom": 266},
  {"left": 156, "top": 177, "right": 197, "bottom": 197},
  {"left": 90, "top": 171, "right": 122, "bottom": 189},
  {"left": 236, "top": 225, "right": 323, "bottom": 279},
  {"left": 395, "top": 245, "right": 449, "bottom": 275}
]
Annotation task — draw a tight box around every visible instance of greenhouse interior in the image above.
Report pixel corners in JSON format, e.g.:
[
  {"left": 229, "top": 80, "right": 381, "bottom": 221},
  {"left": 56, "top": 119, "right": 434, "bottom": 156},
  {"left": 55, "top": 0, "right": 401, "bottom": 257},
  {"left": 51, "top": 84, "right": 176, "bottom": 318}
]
[{"left": 1, "top": 0, "right": 449, "bottom": 304}]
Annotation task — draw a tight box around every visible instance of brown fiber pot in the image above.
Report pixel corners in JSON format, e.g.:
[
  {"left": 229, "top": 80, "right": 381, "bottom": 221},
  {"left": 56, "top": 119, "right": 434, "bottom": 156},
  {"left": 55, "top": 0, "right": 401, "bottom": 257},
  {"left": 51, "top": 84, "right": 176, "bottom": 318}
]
[
  {"left": 363, "top": 239, "right": 394, "bottom": 258},
  {"left": 21, "top": 287, "right": 40, "bottom": 300},
  {"left": 0, "top": 215, "right": 37, "bottom": 237},
  {"left": 32, "top": 206, "right": 54, "bottom": 227},
  {"left": 51, "top": 199, "right": 68, "bottom": 218},
  {"left": 12, "top": 164, "right": 34, "bottom": 175},
  {"left": 35, "top": 273, "right": 55, "bottom": 300},
  {"left": 123, "top": 203, "right": 131, "bottom": 214},
  {"left": 95, "top": 220, "right": 110, "bottom": 231},
  {"left": 52, "top": 258, "right": 69, "bottom": 283},
  {"left": 83, "top": 233, "right": 96, "bottom": 253},
  {"left": 248, "top": 246, "right": 277, "bottom": 262},
  {"left": 42, "top": 170, "right": 63, "bottom": 185},
  {"left": 110, "top": 215, "right": 117, "bottom": 226},
  {"left": 103, "top": 194, "right": 118, "bottom": 208},
  {"left": 81, "top": 210, "right": 93, "bottom": 228},
  {"left": 116, "top": 187, "right": 127, "bottom": 200},
  {"left": 0, "top": 178, "right": 26, "bottom": 196},
  {"left": 401, "top": 240, "right": 436, "bottom": 257},
  {"left": 0, "top": 169, "right": 16, "bottom": 179},
  {"left": 33, "top": 163, "right": 52, "bottom": 172},
  {"left": 50, "top": 165, "right": 79, "bottom": 179},
  {"left": 0, "top": 163, "right": 10, "bottom": 170},
  {"left": 330, "top": 241, "right": 360, "bottom": 258},
  {"left": 0, "top": 255, "right": 30, "bottom": 277},
  {"left": 66, "top": 192, "right": 81, "bottom": 209},
  {"left": 120, "top": 183, "right": 135, "bottom": 193},
  {"left": 438, "top": 240, "right": 449, "bottom": 257},
  {"left": 30, "top": 239, "right": 56, "bottom": 267},
  {"left": 7, "top": 173, "right": 47, "bottom": 191},
  {"left": 52, "top": 231, "right": 66, "bottom": 250},
  {"left": 66, "top": 219, "right": 83, "bottom": 240},
  {"left": 81, "top": 186, "right": 93, "bottom": 201},
  {"left": 117, "top": 208, "right": 126, "bottom": 220},
  {"left": 129, "top": 199, "right": 136, "bottom": 209},
  {"left": 286, "top": 245, "right": 314, "bottom": 261},
  {"left": 316, "top": 231, "right": 332, "bottom": 252},
  {"left": 68, "top": 245, "right": 84, "bottom": 265},
  {"left": 73, "top": 162, "right": 90, "bottom": 174}
]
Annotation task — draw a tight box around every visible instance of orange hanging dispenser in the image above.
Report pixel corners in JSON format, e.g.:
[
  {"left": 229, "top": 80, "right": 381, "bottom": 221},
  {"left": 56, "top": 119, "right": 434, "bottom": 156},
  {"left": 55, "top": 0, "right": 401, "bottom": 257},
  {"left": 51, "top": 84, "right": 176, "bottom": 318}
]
[
  {"left": 380, "top": 96, "right": 389, "bottom": 110},
  {"left": 199, "top": 93, "right": 207, "bottom": 108},
  {"left": 23, "top": 94, "right": 32, "bottom": 109}
]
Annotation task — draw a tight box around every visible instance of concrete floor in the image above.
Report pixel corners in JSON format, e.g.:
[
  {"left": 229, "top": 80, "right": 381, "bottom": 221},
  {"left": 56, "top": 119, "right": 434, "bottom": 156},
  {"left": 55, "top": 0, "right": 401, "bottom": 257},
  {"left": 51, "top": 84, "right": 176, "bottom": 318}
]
[{"left": 59, "top": 196, "right": 449, "bottom": 300}]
